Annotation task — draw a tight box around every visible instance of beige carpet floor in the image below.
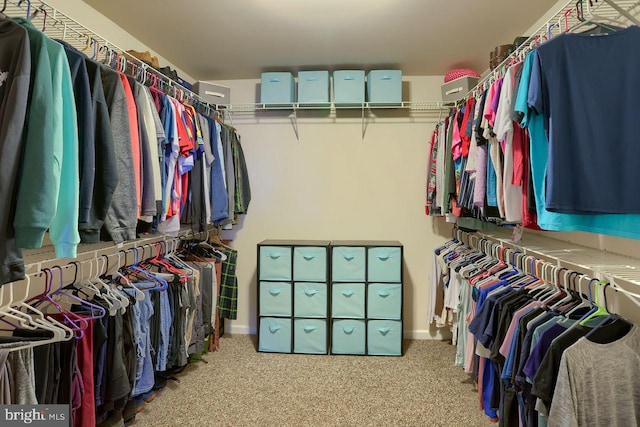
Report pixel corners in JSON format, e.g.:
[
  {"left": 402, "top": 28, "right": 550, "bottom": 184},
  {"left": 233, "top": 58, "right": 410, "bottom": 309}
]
[{"left": 132, "top": 335, "right": 495, "bottom": 427}]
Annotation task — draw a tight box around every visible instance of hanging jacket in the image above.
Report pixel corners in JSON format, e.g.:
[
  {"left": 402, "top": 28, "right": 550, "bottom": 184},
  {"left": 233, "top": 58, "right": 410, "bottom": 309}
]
[
  {"left": 100, "top": 65, "right": 137, "bottom": 243},
  {"left": 80, "top": 59, "right": 118, "bottom": 243},
  {"left": 13, "top": 18, "right": 80, "bottom": 259},
  {"left": 0, "top": 19, "right": 30, "bottom": 284}
]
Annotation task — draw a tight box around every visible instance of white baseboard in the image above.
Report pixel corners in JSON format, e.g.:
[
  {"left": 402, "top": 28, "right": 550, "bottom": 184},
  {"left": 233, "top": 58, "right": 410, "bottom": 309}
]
[
  {"left": 403, "top": 329, "right": 452, "bottom": 340},
  {"left": 225, "top": 324, "right": 451, "bottom": 341},
  {"left": 225, "top": 324, "right": 253, "bottom": 335}
]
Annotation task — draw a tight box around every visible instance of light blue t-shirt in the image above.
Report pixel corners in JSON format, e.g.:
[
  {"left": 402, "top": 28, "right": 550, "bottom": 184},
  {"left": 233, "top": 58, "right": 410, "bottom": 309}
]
[{"left": 514, "top": 51, "right": 640, "bottom": 239}]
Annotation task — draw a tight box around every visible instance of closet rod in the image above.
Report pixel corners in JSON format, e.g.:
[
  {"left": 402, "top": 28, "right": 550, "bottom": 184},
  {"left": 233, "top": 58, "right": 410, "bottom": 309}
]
[
  {"left": 4, "top": 0, "right": 217, "bottom": 110},
  {"left": 453, "top": 226, "right": 640, "bottom": 292},
  {"left": 2, "top": 226, "right": 214, "bottom": 309},
  {"left": 463, "top": 0, "right": 640, "bottom": 100}
]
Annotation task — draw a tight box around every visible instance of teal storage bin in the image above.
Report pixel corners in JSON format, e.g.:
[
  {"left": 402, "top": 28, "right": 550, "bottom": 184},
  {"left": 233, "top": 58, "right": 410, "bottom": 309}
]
[
  {"left": 367, "top": 283, "right": 402, "bottom": 319},
  {"left": 367, "top": 70, "right": 402, "bottom": 104},
  {"left": 332, "top": 319, "right": 366, "bottom": 355},
  {"left": 368, "top": 247, "right": 402, "bottom": 282},
  {"left": 261, "top": 72, "right": 295, "bottom": 104},
  {"left": 260, "top": 246, "right": 292, "bottom": 281},
  {"left": 367, "top": 320, "right": 402, "bottom": 356},
  {"left": 298, "top": 71, "right": 330, "bottom": 104},
  {"left": 259, "top": 317, "right": 292, "bottom": 353},
  {"left": 331, "top": 283, "right": 365, "bottom": 318},
  {"left": 294, "top": 282, "right": 327, "bottom": 318},
  {"left": 294, "top": 319, "right": 327, "bottom": 354},
  {"left": 293, "top": 247, "right": 327, "bottom": 282},
  {"left": 332, "top": 246, "right": 365, "bottom": 282},
  {"left": 333, "top": 70, "right": 365, "bottom": 104},
  {"left": 259, "top": 282, "right": 292, "bottom": 316}
]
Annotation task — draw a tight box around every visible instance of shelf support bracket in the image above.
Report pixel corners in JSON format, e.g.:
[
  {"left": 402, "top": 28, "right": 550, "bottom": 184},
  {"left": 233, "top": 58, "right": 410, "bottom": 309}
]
[
  {"left": 291, "top": 106, "right": 299, "bottom": 141},
  {"left": 361, "top": 103, "right": 368, "bottom": 141}
]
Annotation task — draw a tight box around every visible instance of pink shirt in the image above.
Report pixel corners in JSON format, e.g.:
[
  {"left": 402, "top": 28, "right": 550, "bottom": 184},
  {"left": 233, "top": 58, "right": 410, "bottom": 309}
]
[
  {"left": 499, "top": 301, "right": 542, "bottom": 358},
  {"left": 118, "top": 73, "right": 141, "bottom": 218}
]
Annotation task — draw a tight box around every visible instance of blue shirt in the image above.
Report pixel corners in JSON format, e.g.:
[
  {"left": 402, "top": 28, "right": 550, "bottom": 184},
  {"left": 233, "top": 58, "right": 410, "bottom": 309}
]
[
  {"left": 530, "top": 26, "right": 640, "bottom": 214},
  {"left": 515, "top": 51, "right": 640, "bottom": 239}
]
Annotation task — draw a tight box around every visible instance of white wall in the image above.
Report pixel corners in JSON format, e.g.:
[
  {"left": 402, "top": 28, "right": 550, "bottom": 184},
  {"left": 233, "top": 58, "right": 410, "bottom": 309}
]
[{"left": 214, "top": 77, "right": 454, "bottom": 338}]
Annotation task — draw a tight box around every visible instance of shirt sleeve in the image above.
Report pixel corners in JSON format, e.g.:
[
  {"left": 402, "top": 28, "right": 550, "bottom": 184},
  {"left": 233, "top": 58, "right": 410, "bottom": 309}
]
[
  {"left": 528, "top": 51, "right": 544, "bottom": 115},
  {"left": 514, "top": 52, "right": 534, "bottom": 127}
]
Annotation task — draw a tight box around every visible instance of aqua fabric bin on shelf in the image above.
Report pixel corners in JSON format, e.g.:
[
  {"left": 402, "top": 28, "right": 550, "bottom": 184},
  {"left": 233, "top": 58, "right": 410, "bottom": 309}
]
[
  {"left": 294, "top": 319, "right": 327, "bottom": 354},
  {"left": 368, "top": 247, "right": 402, "bottom": 282},
  {"left": 259, "top": 282, "right": 292, "bottom": 316},
  {"left": 367, "top": 70, "right": 402, "bottom": 104},
  {"left": 294, "top": 282, "right": 327, "bottom": 318},
  {"left": 333, "top": 70, "right": 365, "bottom": 104},
  {"left": 332, "top": 283, "right": 365, "bottom": 318},
  {"left": 367, "top": 320, "right": 402, "bottom": 356},
  {"left": 332, "top": 319, "right": 366, "bottom": 355},
  {"left": 367, "top": 283, "right": 402, "bottom": 319},
  {"left": 259, "top": 246, "right": 292, "bottom": 280},
  {"left": 261, "top": 72, "right": 295, "bottom": 104},
  {"left": 297, "top": 71, "right": 330, "bottom": 104},
  {"left": 332, "top": 246, "right": 365, "bottom": 282},
  {"left": 259, "top": 317, "right": 292, "bottom": 353},
  {"left": 293, "top": 246, "right": 327, "bottom": 282}
]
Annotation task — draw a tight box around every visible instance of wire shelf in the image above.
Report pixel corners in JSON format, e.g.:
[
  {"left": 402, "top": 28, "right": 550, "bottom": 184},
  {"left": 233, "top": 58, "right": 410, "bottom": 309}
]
[
  {"left": 3, "top": 0, "right": 216, "bottom": 109},
  {"left": 217, "top": 101, "right": 453, "bottom": 113}
]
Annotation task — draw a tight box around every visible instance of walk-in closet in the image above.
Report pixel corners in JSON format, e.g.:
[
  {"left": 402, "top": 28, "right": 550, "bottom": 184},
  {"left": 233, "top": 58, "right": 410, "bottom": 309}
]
[{"left": 0, "top": 0, "right": 639, "bottom": 426}]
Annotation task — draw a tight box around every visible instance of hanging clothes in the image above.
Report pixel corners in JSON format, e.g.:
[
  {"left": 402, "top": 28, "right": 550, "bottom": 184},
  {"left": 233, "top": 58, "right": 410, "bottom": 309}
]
[
  {"left": 0, "top": 18, "right": 30, "bottom": 285},
  {"left": 430, "top": 235, "right": 640, "bottom": 427}
]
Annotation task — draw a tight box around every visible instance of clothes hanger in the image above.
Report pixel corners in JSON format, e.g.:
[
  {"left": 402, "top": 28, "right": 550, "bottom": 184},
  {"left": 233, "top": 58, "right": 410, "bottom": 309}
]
[
  {"left": 125, "top": 246, "right": 169, "bottom": 292},
  {"left": 17, "top": 0, "right": 30, "bottom": 19},
  {"left": 50, "top": 265, "right": 106, "bottom": 323},
  {"left": 0, "top": 274, "right": 74, "bottom": 352},
  {"left": 76, "top": 260, "right": 118, "bottom": 316},
  {"left": 12, "top": 273, "right": 73, "bottom": 340},
  {"left": 577, "top": 279, "right": 610, "bottom": 325},
  {"left": 0, "top": 280, "right": 38, "bottom": 330},
  {"left": 113, "top": 252, "right": 145, "bottom": 301},
  {"left": 27, "top": 269, "right": 86, "bottom": 338}
]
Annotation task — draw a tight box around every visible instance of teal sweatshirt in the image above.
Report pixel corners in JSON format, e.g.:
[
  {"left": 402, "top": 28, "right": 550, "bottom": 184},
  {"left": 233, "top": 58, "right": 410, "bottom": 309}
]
[{"left": 13, "top": 18, "right": 79, "bottom": 258}]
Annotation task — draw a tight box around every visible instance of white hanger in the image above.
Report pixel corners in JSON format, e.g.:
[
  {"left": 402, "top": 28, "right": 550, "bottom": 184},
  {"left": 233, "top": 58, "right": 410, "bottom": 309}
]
[
  {"left": 0, "top": 280, "right": 38, "bottom": 330},
  {"left": 114, "top": 252, "right": 144, "bottom": 302}
]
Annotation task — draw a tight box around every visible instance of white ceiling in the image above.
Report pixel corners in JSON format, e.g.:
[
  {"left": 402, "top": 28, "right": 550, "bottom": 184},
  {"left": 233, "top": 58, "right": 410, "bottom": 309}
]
[{"left": 83, "top": 0, "right": 559, "bottom": 81}]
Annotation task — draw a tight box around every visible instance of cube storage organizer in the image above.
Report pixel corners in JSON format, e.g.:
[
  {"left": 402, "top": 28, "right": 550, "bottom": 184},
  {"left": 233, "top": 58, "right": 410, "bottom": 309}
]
[
  {"left": 258, "top": 240, "right": 403, "bottom": 356},
  {"left": 261, "top": 72, "right": 295, "bottom": 104},
  {"left": 333, "top": 70, "right": 365, "bottom": 104},
  {"left": 367, "top": 70, "right": 402, "bottom": 104},
  {"left": 297, "top": 70, "right": 330, "bottom": 105},
  {"left": 258, "top": 240, "right": 331, "bottom": 354}
]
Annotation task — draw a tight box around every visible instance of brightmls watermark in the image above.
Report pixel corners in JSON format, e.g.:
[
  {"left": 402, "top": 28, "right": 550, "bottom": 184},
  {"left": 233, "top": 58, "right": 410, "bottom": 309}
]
[{"left": 2, "top": 405, "right": 68, "bottom": 426}]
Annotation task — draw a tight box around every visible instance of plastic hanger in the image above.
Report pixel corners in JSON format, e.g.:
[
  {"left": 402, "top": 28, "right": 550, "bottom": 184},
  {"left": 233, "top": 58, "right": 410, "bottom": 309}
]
[
  {"left": 49, "top": 266, "right": 106, "bottom": 321},
  {"left": 578, "top": 280, "right": 610, "bottom": 326},
  {"left": 0, "top": 280, "right": 38, "bottom": 330},
  {"left": 14, "top": 274, "right": 73, "bottom": 340},
  {"left": 113, "top": 252, "right": 145, "bottom": 301},
  {"left": 27, "top": 269, "right": 86, "bottom": 338},
  {"left": 0, "top": 276, "right": 72, "bottom": 352},
  {"left": 17, "top": 0, "right": 30, "bottom": 19},
  {"left": 77, "top": 260, "right": 117, "bottom": 316}
]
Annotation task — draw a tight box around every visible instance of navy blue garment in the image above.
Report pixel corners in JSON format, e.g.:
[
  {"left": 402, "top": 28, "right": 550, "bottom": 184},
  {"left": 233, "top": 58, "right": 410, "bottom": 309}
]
[{"left": 531, "top": 26, "right": 640, "bottom": 214}]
